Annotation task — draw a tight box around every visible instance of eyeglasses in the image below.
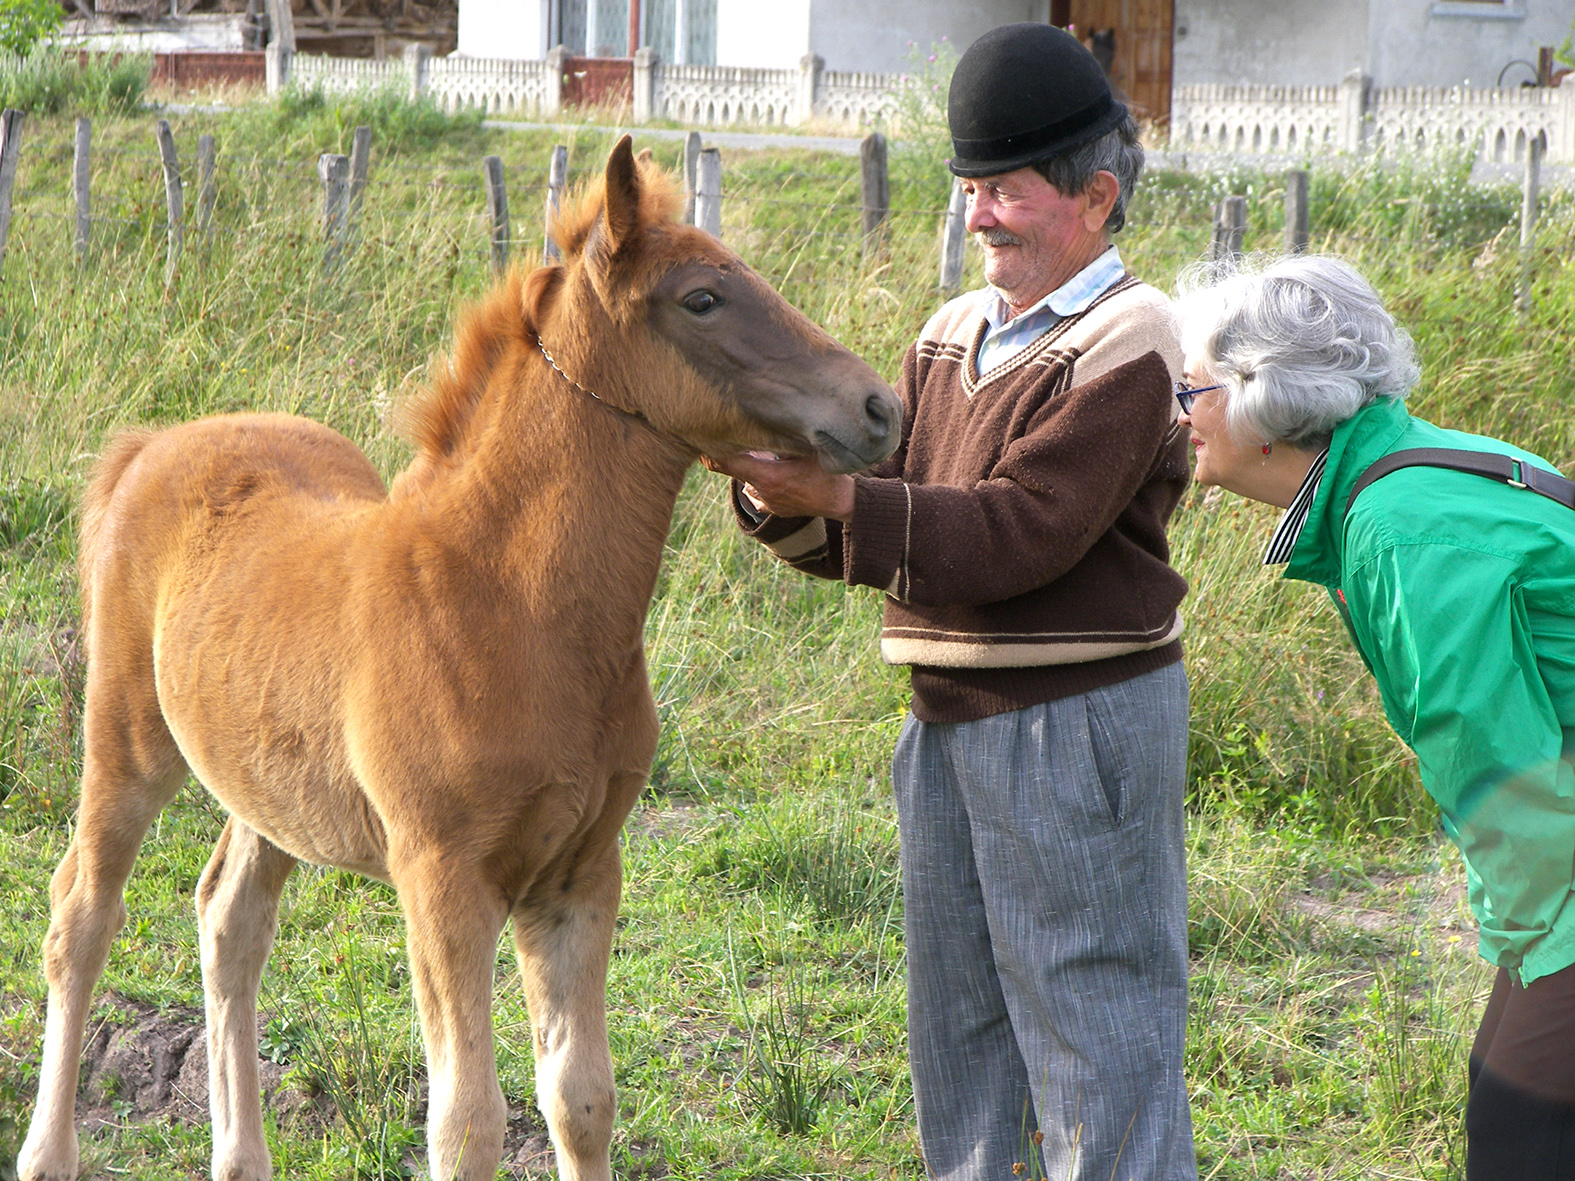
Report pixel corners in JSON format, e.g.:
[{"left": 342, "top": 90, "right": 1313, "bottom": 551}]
[{"left": 1174, "top": 380, "right": 1226, "bottom": 414}]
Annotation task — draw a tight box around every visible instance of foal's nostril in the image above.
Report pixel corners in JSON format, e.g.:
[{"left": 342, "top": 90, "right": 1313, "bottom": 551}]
[{"left": 864, "top": 391, "right": 895, "bottom": 437}]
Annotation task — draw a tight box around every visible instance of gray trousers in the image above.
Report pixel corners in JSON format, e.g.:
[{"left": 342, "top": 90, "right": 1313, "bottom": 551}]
[{"left": 893, "top": 662, "right": 1196, "bottom": 1181}]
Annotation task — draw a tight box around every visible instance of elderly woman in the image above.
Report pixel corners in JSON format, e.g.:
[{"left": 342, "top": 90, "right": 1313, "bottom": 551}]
[{"left": 1175, "top": 254, "right": 1575, "bottom": 1179}]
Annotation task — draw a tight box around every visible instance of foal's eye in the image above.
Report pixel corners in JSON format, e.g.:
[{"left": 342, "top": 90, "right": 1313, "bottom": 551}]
[{"left": 682, "top": 290, "right": 721, "bottom": 315}]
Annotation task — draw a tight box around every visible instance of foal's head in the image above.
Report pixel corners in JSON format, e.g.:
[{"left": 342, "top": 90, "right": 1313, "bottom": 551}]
[{"left": 525, "top": 137, "right": 901, "bottom": 472}]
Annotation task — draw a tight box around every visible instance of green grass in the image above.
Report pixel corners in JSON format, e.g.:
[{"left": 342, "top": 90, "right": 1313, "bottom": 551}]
[{"left": 1, "top": 89, "right": 1571, "bottom": 1178}]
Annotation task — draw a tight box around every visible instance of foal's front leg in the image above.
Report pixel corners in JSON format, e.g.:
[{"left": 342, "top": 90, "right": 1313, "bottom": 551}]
[
  {"left": 393, "top": 854, "right": 511, "bottom": 1181},
  {"left": 195, "top": 817, "right": 298, "bottom": 1181},
  {"left": 512, "top": 832, "right": 625, "bottom": 1181}
]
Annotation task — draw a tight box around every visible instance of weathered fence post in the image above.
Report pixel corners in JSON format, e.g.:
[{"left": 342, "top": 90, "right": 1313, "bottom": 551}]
[
  {"left": 195, "top": 134, "right": 216, "bottom": 253},
  {"left": 1209, "top": 195, "right": 1247, "bottom": 263},
  {"left": 939, "top": 176, "right": 967, "bottom": 295},
  {"left": 682, "top": 130, "right": 701, "bottom": 225},
  {"left": 154, "top": 119, "right": 183, "bottom": 287},
  {"left": 544, "top": 143, "right": 567, "bottom": 262},
  {"left": 483, "top": 154, "right": 509, "bottom": 275},
  {"left": 349, "top": 125, "right": 371, "bottom": 223},
  {"left": 0, "top": 109, "right": 23, "bottom": 279},
  {"left": 860, "top": 131, "right": 888, "bottom": 258},
  {"left": 73, "top": 116, "right": 91, "bottom": 264},
  {"left": 318, "top": 152, "right": 350, "bottom": 274},
  {"left": 695, "top": 147, "right": 722, "bottom": 239},
  {"left": 1515, "top": 131, "right": 1544, "bottom": 315},
  {"left": 1284, "top": 169, "right": 1309, "bottom": 255},
  {"left": 403, "top": 43, "right": 431, "bottom": 102}
]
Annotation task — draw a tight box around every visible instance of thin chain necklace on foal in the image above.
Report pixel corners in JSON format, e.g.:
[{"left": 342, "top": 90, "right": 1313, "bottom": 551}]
[{"left": 535, "top": 334, "right": 676, "bottom": 445}]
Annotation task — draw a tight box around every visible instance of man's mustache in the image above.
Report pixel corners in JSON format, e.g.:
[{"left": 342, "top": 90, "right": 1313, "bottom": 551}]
[{"left": 976, "top": 227, "right": 1026, "bottom": 247}]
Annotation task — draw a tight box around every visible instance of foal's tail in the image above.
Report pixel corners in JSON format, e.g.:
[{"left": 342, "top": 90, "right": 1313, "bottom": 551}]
[{"left": 77, "top": 428, "right": 157, "bottom": 642}]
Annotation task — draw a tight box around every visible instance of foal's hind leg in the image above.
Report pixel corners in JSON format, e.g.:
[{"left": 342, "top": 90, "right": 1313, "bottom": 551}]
[
  {"left": 196, "top": 817, "right": 298, "bottom": 1181},
  {"left": 512, "top": 830, "right": 626, "bottom": 1181},
  {"left": 18, "top": 701, "right": 186, "bottom": 1181}
]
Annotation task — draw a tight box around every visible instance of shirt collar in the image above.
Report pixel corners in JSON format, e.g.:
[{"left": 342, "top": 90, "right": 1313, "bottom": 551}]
[
  {"left": 1263, "top": 448, "right": 1330, "bottom": 566},
  {"left": 981, "top": 244, "right": 1125, "bottom": 334}
]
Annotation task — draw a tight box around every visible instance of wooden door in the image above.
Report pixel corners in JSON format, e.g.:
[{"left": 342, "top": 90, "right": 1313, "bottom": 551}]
[{"left": 1065, "top": 0, "right": 1173, "bottom": 126}]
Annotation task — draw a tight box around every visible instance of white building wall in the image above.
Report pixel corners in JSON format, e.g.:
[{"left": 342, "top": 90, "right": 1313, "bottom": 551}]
[
  {"left": 715, "top": 0, "right": 811, "bottom": 69},
  {"left": 806, "top": 0, "right": 1049, "bottom": 75},
  {"left": 1366, "top": 1, "right": 1575, "bottom": 88},
  {"left": 457, "top": 0, "right": 549, "bottom": 59},
  {"left": 1172, "top": 0, "right": 1369, "bottom": 87}
]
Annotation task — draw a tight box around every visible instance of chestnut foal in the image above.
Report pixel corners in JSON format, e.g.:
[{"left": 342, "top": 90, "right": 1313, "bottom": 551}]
[{"left": 19, "top": 137, "right": 899, "bottom": 1181}]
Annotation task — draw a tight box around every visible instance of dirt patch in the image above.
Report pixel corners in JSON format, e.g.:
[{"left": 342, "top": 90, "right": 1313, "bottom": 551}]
[{"left": 58, "top": 994, "right": 667, "bottom": 1179}]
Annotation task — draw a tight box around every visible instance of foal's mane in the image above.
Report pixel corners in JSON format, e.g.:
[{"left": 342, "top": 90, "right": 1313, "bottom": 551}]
[{"left": 393, "top": 153, "right": 683, "bottom": 480}]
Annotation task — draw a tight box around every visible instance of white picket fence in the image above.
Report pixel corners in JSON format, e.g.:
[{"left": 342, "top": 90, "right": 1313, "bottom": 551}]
[
  {"left": 1171, "top": 71, "right": 1575, "bottom": 165},
  {"left": 273, "top": 46, "right": 1575, "bottom": 166}
]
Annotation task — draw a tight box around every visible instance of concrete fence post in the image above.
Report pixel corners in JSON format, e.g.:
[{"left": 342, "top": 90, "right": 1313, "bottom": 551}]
[
  {"left": 544, "top": 45, "right": 568, "bottom": 117},
  {"left": 403, "top": 43, "right": 431, "bottom": 101},
  {"left": 264, "top": 42, "right": 293, "bottom": 94},
  {"left": 1557, "top": 74, "right": 1575, "bottom": 165},
  {"left": 796, "top": 54, "right": 823, "bottom": 125},
  {"left": 632, "top": 46, "right": 658, "bottom": 123},
  {"left": 1339, "top": 69, "right": 1372, "bottom": 154}
]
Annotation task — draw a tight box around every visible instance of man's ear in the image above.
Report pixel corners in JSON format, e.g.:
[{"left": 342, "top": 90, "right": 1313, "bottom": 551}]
[{"left": 1082, "top": 170, "right": 1120, "bottom": 233}]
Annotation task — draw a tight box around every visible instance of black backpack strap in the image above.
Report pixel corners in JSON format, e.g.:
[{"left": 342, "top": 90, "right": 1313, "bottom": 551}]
[{"left": 1346, "top": 447, "right": 1575, "bottom": 516}]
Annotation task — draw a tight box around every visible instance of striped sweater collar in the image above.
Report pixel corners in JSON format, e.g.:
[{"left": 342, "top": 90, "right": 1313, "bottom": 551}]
[{"left": 1263, "top": 448, "right": 1329, "bottom": 566}]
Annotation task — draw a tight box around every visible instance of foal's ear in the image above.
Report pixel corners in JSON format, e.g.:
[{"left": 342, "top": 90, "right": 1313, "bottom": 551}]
[
  {"left": 598, "top": 135, "right": 642, "bottom": 257},
  {"left": 522, "top": 264, "right": 564, "bottom": 333}
]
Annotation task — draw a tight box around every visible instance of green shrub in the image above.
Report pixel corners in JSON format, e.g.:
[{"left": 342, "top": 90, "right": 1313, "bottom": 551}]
[
  {"left": 0, "top": 0, "right": 59, "bottom": 58},
  {"left": 0, "top": 48, "right": 149, "bottom": 115}
]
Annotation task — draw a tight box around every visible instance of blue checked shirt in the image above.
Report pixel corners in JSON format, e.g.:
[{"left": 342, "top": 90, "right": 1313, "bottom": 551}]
[{"left": 976, "top": 245, "right": 1126, "bottom": 375}]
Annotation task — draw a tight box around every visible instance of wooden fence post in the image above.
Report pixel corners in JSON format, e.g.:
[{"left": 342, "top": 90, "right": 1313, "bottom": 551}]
[
  {"left": 318, "top": 152, "right": 350, "bottom": 274},
  {"left": 860, "top": 131, "right": 888, "bottom": 258},
  {"left": 683, "top": 130, "right": 701, "bottom": 225},
  {"left": 483, "top": 154, "right": 509, "bottom": 274},
  {"left": 0, "top": 109, "right": 24, "bottom": 279},
  {"left": 154, "top": 119, "right": 183, "bottom": 287},
  {"left": 196, "top": 134, "right": 216, "bottom": 253},
  {"left": 939, "top": 176, "right": 967, "bottom": 295},
  {"left": 1209, "top": 195, "right": 1246, "bottom": 263},
  {"left": 73, "top": 117, "right": 91, "bottom": 264},
  {"left": 1284, "top": 169, "right": 1309, "bottom": 255},
  {"left": 544, "top": 143, "right": 567, "bottom": 263},
  {"left": 695, "top": 147, "right": 722, "bottom": 239},
  {"left": 349, "top": 125, "right": 371, "bottom": 222},
  {"left": 1516, "top": 131, "right": 1544, "bottom": 315}
]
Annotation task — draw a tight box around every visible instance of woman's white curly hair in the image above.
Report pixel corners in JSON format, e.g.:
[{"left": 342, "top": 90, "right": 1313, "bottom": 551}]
[{"left": 1175, "top": 254, "right": 1420, "bottom": 450}]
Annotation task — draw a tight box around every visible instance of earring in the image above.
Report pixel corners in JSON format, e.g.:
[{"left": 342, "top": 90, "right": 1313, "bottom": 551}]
[{"left": 1262, "top": 442, "right": 1273, "bottom": 456}]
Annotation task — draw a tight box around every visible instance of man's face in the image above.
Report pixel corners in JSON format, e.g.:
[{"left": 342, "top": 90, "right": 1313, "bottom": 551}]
[{"left": 960, "top": 166, "right": 1111, "bottom": 312}]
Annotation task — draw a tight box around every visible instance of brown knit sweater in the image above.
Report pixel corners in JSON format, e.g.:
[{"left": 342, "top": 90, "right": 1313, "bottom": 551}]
[{"left": 737, "top": 274, "right": 1191, "bottom": 722}]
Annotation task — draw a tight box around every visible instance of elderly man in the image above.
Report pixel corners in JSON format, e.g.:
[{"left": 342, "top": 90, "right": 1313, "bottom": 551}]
[{"left": 706, "top": 23, "right": 1195, "bottom": 1181}]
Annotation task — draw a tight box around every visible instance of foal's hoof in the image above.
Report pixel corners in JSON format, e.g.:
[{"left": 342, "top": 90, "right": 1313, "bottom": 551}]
[{"left": 17, "top": 1141, "right": 80, "bottom": 1181}]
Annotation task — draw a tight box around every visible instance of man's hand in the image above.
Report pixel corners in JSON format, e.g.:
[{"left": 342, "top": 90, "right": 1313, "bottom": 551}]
[{"left": 701, "top": 453, "right": 856, "bottom": 522}]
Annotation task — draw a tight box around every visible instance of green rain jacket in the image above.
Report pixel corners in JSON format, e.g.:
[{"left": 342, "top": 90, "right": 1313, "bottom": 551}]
[{"left": 1285, "top": 395, "right": 1575, "bottom": 985}]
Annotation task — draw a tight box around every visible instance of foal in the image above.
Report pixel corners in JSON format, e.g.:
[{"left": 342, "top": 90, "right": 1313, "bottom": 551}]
[{"left": 19, "top": 137, "right": 899, "bottom": 1181}]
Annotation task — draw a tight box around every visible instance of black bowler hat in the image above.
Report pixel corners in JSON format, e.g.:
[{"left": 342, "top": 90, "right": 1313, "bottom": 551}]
[{"left": 948, "top": 23, "right": 1127, "bottom": 178}]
